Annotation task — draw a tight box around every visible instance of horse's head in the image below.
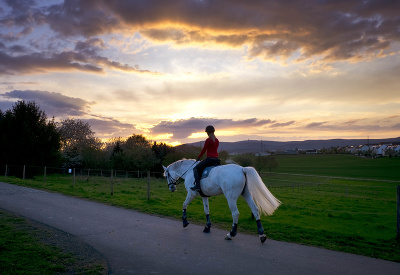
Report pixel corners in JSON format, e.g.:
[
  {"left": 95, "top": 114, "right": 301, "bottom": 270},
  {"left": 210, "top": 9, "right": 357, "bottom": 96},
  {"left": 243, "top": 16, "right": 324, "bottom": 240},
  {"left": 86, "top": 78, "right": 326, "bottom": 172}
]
[{"left": 163, "top": 165, "right": 177, "bottom": 192}]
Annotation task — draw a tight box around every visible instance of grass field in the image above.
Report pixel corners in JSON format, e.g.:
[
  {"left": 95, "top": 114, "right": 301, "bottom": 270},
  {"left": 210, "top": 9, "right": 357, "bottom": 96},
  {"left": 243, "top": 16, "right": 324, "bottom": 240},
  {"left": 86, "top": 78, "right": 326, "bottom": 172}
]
[
  {"left": 273, "top": 154, "right": 400, "bottom": 180},
  {"left": 0, "top": 154, "right": 399, "bottom": 263},
  {"left": 0, "top": 210, "right": 106, "bottom": 274}
]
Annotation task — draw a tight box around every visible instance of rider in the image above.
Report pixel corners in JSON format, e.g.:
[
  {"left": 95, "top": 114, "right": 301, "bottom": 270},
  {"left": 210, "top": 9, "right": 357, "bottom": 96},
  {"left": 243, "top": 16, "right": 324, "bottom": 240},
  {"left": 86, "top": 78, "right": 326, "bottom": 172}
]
[{"left": 191, "top": 125, "right": 221, "bottom": 191}]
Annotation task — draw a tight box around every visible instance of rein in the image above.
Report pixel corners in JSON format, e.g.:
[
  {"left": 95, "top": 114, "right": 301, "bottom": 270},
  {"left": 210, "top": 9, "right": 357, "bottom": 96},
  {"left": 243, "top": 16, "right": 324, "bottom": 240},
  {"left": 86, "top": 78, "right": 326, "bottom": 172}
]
[{"left": 166, "top": 160, "right": 198, "bottom": 187}]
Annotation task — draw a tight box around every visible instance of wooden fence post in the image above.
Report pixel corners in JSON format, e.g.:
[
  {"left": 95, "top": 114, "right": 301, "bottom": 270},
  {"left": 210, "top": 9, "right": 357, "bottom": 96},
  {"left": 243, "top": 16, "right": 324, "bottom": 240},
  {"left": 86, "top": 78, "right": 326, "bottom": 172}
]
[
  {"left": 23, "top": 165, "right": 25, "bottom": 180},
  {"left": 147, "top": 171, "right": 150, "bottom": 201},
  {"left": 44, "top": 166, "right": 46, "bottom": 182},
  {"left": 4, "top": 165, "right": 7, "bottom": 177},
  {"left": 111, "top": 169, "right": 114, "bottom": 196},
  {"left": 73, "top": 168, "right": 76, "bottom": 187},
  {"left": 397, "top": 185, "right": 400, "bottom": 240}
]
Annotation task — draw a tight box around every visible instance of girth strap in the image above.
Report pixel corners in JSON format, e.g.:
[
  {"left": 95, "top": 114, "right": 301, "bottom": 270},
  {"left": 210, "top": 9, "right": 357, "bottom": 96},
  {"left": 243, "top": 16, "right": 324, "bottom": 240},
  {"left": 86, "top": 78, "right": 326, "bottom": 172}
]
[{"left": 198, "top": 188, "right": 210, "bottom": 198}]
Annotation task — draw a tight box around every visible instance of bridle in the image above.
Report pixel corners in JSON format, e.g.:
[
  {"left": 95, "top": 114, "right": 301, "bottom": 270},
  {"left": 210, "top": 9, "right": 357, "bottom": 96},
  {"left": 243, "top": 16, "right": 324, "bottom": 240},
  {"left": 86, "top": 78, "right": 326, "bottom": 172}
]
[
  {"left": 165, "top": 160, "right": 198, "bottom": 188},
  {"left": 165, "top": 170, "right": 180, "bottom": 188}
]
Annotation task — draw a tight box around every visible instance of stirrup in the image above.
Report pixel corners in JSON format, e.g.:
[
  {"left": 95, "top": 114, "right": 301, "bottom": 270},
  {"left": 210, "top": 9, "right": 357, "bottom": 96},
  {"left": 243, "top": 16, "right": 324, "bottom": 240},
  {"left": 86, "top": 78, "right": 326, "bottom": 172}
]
[{"left": 190, "top": 185, "right": 201, "bottom": 190}]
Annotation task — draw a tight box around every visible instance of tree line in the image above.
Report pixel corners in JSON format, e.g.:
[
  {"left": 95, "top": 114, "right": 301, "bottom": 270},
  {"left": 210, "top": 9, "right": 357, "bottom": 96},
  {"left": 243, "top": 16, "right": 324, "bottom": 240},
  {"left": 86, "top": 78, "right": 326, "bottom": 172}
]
[
  {"left": 1, "top": 101, "right": 280, "bottom": 177},
  {"left": 0, "top": 101, "right": 204, "bottom": 175}
]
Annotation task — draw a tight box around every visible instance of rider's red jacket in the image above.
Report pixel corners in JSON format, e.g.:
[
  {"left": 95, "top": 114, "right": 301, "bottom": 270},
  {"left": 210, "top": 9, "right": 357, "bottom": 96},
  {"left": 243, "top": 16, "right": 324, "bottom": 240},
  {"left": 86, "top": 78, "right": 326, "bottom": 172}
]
[{"left": 198, "top": 137, "right": 219, "bottom": 159}]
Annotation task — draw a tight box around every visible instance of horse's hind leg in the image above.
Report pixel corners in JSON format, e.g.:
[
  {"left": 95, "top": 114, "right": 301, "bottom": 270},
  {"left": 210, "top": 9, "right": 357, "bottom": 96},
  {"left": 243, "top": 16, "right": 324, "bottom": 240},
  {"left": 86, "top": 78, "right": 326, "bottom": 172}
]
[
  {"left": 242, "top": 187, "right": 267, "bottom": 243},
  {"left": 202, "top": 197, "right": 212, "bottom": 233},
  {"left": 225, "top": 199, "right": 239, "bottom": 240}
]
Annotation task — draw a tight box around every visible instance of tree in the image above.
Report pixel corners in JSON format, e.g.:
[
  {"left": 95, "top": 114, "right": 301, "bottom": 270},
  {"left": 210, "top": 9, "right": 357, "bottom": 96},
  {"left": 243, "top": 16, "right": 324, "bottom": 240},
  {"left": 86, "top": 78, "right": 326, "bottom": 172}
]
[
  {"left": 107, "top": 135, "right": 158, "bottom": 171},
  {"left": 109, "top": 139, "right": 125, "bottom": 170},
  {"left": 232, "top": 154, "right": 254, "bottom": 167},
  {"left": 164, "top": 144, "right": 200, "bottom": 165},
  {"left": 152, "top": 141, "right": 173, "bottom": 173},
  {"left": 254, "top": 155, "right": 278, "bottom": 174},
  {"left": 218, "top": 150, "right": 229, "bottom": 164},
  {"left": 121, "top": 134, "right": 157, "bottom": 171},
  {"left": 0, "top": 101, "right": 61, "bottom": 167},
  {"left": 58, "top": 118, "right": 102, "bottom": 168}
]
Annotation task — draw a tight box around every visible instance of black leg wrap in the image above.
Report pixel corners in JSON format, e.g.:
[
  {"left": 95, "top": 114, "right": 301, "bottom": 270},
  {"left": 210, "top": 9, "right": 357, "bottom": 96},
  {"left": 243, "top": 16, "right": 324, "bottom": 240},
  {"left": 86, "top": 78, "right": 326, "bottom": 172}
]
[
  {"left": 206, "top": 214, "right": 211, "bottom": 228},
  {"left": 203, "top": 214, "right": 211, "bottom": 233},
  {"left": 182, "top": 210, "right": 189, "bottom": 228},
  {"left": 230, "top": 223, "right": 238, "bottom": 237},
  {"left": 256, "top": 219, "right": 264, "bottom": 235}
]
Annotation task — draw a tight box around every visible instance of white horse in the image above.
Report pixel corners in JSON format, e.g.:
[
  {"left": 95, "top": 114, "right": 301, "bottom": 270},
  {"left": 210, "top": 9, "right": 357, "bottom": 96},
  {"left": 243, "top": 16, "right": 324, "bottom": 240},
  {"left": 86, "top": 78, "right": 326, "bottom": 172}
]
[{"left": 163, "top": 159, "right": 281, "bottom": 243}]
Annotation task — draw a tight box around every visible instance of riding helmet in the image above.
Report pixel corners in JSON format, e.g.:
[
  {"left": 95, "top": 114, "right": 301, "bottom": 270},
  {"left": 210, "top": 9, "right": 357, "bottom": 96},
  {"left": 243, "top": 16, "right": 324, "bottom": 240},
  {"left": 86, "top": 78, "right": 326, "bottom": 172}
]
[{"left": 205, "top": 125, "right": 215, "bottom": 133}]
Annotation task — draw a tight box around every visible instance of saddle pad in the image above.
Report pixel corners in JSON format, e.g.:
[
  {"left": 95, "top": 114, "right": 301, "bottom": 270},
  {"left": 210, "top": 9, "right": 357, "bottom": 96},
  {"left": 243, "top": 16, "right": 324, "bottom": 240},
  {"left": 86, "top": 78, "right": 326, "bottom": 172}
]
[{"left": 201, "top": 166, "right": 216, "bottom": 179}]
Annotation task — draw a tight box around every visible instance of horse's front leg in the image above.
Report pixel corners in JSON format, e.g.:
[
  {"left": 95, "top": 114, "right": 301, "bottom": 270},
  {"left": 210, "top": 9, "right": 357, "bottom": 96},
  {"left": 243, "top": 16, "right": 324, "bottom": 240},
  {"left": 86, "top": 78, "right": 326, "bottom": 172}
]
[
  {"left": 202, "top": 197, "right": 211, "bottom": 233},
  {"left": 182, "top": 193, "right": 196, "bottom": 228}
]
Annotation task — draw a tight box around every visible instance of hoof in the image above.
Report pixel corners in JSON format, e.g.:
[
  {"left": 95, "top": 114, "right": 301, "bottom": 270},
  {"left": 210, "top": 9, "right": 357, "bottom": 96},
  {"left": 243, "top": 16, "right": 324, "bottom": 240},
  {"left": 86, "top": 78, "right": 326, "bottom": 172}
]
[
  {"left": 225, "top": 233, "right": 232, "bottom": 240},
  {"left": 183, "top": 220, "right": 189, "bottom": 228},
  {"left": 203, "top": 226, "right": 211, "bottom": 233},
  {"left": 260, "top": 234, "right": 267, "bottom": 243}
]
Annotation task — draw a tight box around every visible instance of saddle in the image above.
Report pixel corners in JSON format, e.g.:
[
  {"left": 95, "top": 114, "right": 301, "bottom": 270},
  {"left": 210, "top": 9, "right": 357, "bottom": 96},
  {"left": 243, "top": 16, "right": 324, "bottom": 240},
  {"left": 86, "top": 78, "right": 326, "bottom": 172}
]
[
  {"left": 201, "top": 166, "right": 217, "bottom": 179},
  {"left": 195, "top": 166, "right": 218, "bottom": 198}
]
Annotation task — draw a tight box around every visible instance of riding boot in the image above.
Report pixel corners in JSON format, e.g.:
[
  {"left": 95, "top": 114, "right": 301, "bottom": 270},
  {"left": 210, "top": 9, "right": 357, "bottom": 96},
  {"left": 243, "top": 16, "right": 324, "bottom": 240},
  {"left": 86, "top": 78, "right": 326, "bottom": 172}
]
[{"left": 191, "top": 167, "right": 201, "bottom": 190}]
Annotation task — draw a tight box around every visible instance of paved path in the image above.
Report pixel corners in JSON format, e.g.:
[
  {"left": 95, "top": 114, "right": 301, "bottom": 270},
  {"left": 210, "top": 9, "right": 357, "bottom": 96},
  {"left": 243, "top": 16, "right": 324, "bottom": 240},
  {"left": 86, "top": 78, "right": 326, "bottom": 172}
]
[{"left": 0, "top": 182, "right": 399, "bottom": 275}]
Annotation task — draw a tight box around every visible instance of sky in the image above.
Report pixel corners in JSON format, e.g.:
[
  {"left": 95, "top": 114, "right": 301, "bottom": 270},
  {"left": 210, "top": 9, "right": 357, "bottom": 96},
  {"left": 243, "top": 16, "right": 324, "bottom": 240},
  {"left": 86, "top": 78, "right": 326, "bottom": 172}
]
[{"left": 0, "top": 0, "right": 399, "bottom": 146}]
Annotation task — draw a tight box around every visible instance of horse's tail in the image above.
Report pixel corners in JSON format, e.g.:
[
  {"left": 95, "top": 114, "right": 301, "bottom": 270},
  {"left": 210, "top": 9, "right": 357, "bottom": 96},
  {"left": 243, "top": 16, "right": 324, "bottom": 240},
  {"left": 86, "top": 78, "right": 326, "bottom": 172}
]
[{"left": 243, "top": 167, "right": 281, "bottom": 216}]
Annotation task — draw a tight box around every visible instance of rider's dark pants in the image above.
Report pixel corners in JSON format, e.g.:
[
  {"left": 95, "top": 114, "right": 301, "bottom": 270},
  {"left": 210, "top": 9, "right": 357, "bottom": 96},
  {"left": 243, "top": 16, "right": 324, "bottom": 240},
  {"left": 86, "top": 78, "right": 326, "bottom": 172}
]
[{"left": 193, "top": 157, "right": 221, "bottom": 187}]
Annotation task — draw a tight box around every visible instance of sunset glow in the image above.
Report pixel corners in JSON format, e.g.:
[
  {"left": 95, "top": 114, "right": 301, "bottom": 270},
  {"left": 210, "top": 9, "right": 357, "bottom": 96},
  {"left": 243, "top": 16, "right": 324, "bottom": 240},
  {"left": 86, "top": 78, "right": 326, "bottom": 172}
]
[{"left": 1, "top": 0, "right": 399, "bottom": 144}]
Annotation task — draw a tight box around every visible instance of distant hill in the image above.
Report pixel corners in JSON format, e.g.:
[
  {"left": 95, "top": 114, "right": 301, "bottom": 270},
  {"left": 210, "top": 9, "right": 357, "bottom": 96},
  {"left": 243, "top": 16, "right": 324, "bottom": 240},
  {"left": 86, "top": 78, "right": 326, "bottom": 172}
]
[{"left": 184, "top": 137, "right": 400, "bottom": 154}]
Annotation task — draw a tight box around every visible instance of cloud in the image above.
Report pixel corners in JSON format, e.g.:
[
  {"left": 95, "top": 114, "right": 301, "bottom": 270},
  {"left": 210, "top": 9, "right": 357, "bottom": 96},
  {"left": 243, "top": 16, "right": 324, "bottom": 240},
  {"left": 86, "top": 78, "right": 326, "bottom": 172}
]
[
  {"left": 3, "top": 0, "right": 398, "bottom": 67},
  {"left": 94, "top": 0, "right": 400, "bottom": 63},
  {"left": 0, "top": 90, "right": 138, "bottom": 139},
  {"left": 82, "top": 116, "right": 137, "bottom": 139},
  {"left": 0, "top": 39, "right": 157, "bottom": 75},
  {"left": 1, "top": 89, "right": 94, "bottom": 116},
  {"left": 0, "top": 1, "right": 158, "bottom": 76},
  {"left": 0, "top": 100, "right": 13, "bottom": 111},
  {"left": 270, "top": 121, "right": 296, "bottom": 128},
  {"left": 305, "top": 122, "right": 329, "bottom": 128},
  {"left": 45, "top": 1, "right": 121, "bottom": 37},
  {"left": 151, "top": 117, "right": 275, "bottom": 139},
  {"left": 298, "top": 118, "right": 400, "bottom": 134}
]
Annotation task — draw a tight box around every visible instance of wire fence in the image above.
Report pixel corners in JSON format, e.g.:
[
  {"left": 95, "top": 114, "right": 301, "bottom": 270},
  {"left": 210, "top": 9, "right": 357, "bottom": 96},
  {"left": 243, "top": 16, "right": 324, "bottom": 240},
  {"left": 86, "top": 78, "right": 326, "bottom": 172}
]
[
  {"left": 1, "top": 164, "right": 399, "bottom": 238},
  {"left": 2, "top": 164, "right": 399, "bottom": 188},
  {"left": 260, "top": 171, "right": 400, "bottom": 187},
  {"left": 2, "top": 164, "right": 163, "bottom": 180}
]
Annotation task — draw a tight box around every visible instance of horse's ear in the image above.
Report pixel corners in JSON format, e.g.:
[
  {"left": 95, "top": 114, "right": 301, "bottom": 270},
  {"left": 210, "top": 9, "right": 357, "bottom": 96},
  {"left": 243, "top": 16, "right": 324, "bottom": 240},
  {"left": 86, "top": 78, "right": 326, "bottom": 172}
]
[{"left": 162, "top": 165, "right": 167, "bottom": 171}]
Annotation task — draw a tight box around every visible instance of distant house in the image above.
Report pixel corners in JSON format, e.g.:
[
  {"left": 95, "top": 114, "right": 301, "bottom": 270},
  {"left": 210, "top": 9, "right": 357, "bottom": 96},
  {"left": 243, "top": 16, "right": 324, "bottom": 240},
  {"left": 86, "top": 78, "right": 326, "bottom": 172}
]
[
  {"left": 305, "top": 149, "right": 318, "bottom": 154},
  {"left": 255, "top": 152, "right": 271, "bottom": 156},
  {"left": 284, "top": 149, "right": 298, "bottom": 155},
  {"left": 359, "top": 145, "right": 371, "bottom": 153},
  {"left": 375, "top": 144, "right": 387, "bottom": 156},
  {"left": 351, "top": 145, "right": 362, "bottom": 154}
]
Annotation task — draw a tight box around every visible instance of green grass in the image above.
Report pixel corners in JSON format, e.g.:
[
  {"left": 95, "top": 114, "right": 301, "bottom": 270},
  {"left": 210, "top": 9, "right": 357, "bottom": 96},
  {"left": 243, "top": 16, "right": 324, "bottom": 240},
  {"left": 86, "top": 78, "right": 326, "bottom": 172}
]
[
  {"left": 273, "top": 154, "right": 400, "bottom": 180},
  {"left": 1, "top": 154, "right": 399, "bottom": 263},
  {"left": 0, "top": 210, "right": 106, "bottom": 274}
]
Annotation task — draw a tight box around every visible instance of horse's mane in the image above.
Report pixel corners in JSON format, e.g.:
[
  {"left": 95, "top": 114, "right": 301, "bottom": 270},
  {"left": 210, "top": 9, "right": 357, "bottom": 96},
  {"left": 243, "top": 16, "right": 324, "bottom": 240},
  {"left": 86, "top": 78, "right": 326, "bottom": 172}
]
[{"left": 168, "top": 158, "right": 196, "bottom": 170}]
